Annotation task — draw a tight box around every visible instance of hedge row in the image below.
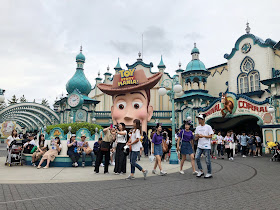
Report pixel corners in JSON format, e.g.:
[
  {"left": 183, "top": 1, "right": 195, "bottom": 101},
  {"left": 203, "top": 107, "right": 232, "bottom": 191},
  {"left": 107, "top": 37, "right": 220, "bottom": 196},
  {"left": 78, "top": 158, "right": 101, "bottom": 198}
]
[{"left": 46, "top": 122, "right": 103, "bottom": 135}]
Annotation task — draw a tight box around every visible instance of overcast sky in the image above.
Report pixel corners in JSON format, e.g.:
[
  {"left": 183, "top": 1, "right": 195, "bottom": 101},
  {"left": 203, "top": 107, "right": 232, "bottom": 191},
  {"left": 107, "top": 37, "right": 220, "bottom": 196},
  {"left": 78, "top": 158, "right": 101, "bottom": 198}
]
[{"left": 1, "top": 0, "right": 279, "bottom": 108}]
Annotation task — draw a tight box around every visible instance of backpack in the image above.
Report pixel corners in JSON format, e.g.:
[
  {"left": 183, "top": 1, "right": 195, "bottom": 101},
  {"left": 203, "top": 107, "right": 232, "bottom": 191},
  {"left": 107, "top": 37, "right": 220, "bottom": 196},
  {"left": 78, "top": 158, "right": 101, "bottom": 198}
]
[{"left": 248, "top": 137, "right": 254, "bottom": 145}]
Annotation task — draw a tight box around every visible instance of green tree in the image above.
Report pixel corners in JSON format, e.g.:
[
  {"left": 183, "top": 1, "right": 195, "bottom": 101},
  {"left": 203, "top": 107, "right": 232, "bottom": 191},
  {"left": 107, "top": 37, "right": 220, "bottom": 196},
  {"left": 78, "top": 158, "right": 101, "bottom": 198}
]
[
  {"left": 20, "top": 95, "right": 27, "bottom": 103},
  {"left": 8, "top": 95, "right": 18, "bottom": 105},
  {"left": 41, "top": 98, "right": 49, "bottom": 107}
]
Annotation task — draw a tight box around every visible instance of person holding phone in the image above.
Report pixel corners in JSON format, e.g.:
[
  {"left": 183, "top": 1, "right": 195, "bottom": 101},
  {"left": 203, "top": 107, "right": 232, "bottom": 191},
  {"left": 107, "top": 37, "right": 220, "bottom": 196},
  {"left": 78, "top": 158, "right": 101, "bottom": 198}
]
[{"left": 114, "top": 122, "right": 127, "bottom": 175}]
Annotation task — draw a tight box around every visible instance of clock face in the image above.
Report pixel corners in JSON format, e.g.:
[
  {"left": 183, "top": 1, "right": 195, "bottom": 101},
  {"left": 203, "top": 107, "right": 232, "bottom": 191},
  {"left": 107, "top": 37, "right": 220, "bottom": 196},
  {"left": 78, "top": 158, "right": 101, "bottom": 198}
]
[{"left": 68, "top": 94, "right": 80, "bottom": 107}]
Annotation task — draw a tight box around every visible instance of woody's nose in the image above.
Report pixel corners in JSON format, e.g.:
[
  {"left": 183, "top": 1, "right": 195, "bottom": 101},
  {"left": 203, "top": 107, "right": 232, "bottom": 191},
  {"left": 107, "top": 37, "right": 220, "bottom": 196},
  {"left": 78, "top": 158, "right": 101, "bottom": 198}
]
[{"left": 124, "top": 109, "right": 134, "bottom": 121}]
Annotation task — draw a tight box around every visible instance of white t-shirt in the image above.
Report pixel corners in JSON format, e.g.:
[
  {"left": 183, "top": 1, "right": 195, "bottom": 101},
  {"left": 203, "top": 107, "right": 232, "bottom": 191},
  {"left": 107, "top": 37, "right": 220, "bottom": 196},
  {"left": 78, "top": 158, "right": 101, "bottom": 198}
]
[
  {"left": 116, "top": 130, "right": 127, "bottom": 144},
  {"left": 131, "top": 129, "right": 141, "bottom": 151},
  {"left": 217, "top": 135, "right": 224, "bottom": 144},
  {"left": 195, "top": 124, "right": 213, "bottom": 149},
  {"left": 7, "top": 136, "right": 19, "bottom": 148}
]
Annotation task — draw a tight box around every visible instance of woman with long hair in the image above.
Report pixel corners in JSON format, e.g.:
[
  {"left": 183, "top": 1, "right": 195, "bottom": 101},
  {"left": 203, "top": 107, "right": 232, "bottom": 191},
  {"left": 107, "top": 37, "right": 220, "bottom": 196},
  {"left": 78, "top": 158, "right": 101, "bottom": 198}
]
[
  {"left": 151, "top": 123, "right": 167, "bottom": 176},
  {"left": 67, "top": 135, "right": 80, "bottom": 167},
  {"left": 31, "top": 134, "right": 48, "bottom": 167},
  {"left": 37, "top": 137, "right": 61, "bottom": 169},
  {"left": 126, "top": 119, "right": 148, "bottom": 180},
  {"left": 6, "top": 129, "right": 19, "bottom": 149},
  {"left": 177, "top": 123, "right": 197, "bottom": 175},
  {"left": 114, "top": 123, "right": 127, "bottom": 175}
]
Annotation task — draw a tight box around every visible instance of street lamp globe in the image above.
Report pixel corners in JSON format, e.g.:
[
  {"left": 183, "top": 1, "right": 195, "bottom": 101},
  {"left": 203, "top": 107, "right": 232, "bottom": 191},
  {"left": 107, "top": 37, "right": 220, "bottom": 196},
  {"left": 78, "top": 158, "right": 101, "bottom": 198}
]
[
  {"left": 68, "top": 126, "right": 72, "bottom": 132},
  {"left": 95, "top": 127, "right": 99, "bottom": 133},
  {"left": 174, "top": 84, "right": 182, "bottom": 93},
  {"left": 268, "top": 106, "right": 274, "bottom": 113},
  {"left": 92, "top": 118, "right": 96, "bottom": 123},
  {"left": 158, "top": 87, "right": 167, "bottom": 96},
  {"left": 187, "top": 116, "right": 192, "bottom": 121}
]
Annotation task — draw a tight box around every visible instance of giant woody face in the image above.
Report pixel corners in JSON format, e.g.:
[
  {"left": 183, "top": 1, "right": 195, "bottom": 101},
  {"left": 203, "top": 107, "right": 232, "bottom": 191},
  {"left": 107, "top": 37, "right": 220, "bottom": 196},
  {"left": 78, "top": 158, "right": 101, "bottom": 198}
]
[{"left": 111, "top": 90, "right": 153, "bottom": 132}]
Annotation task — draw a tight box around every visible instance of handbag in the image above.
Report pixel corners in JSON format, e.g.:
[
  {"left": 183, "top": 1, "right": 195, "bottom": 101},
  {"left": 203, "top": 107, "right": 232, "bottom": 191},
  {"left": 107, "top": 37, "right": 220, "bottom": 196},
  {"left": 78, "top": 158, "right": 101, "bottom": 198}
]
[
  {"left": 100, "top": 141, "right": 110, "bottom": 152},
  {"left": 162, "top": 139, "right": 168, "bottom": 153},
  {"left": 84, "top": 147, "right": 93, "bottom": 155}
]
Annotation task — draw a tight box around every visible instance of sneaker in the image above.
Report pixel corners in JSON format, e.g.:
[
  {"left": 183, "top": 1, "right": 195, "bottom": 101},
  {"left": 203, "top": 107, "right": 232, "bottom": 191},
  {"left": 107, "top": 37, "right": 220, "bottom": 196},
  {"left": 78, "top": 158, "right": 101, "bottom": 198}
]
[
  {"left": 92, "top": 162, "right": 95, "bottom": 167},
  {"left": 196, "top": 171, "right": 204, "bottom": 177},
  {"left": 231, "top": 157, "right": 234, "bottom": 160},
  {"left": 100, "top": 163, "right": 104, "bottom": 167},
  {"left": 82, "top": 162, "right": 85, "bottom": 167},
  {"left": 74, "top": 162, "right": 78, "bottom": 167},
  {"left": 152, "top": 169, "right": 157, "bottom": 174},
  {"left": 229, "top": 158, "right": 231, "bottom": 160},
  {"left": 160, "top": 170, "right": 167, "bottom": 176},
  {"left": 214, "top": 157, "right": 217, "bottom": 160},
  {"left": 242, "top": 155, "right": 246, "bottom": 158},
  {"left": 104, "top": 172, "right": 109, "bottom": 174},
  {"left": 204, "top": 173, "right": 213, "bottom": 178},
  {"left": 253, "top": 156, "right": 257, "bottom": 158},
  {"left": 143, "top": 170, "right": 148, "bottom": 180},
  {"left": 192, "top": 171, "right": 198, "bottom": 175},
  {"left": 179, "top": 170, "right": 185, "bottom": 174},
  {"left": 94, "top": 171, "right": 99, "bottom": 174},
  {"left": 126, "top": 175, "right": 135, "bottom": 180},
  {"left": 37, "top": 166, "right": 41, "bottom": 169},
  {"left": 115, "top": 172, "right": 120, "bottom": 175},
  {"left": 32, "top": 163, "right": 36, "bottom": 167},
  {"left": 164, "top": 159, "right": 167, "bottom": 162},
  {"left": 43, "top": 166, "right": 49, "bottom": 169}
]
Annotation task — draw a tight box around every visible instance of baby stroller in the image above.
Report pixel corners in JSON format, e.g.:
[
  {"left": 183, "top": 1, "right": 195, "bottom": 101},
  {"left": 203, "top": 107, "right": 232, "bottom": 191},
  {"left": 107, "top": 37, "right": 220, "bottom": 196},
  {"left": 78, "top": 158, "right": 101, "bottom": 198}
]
[
  {"left": 267, "top": 142, "right": 280, "bottom": 162},
  {"left": 5, "top": 139, "right": 24, "bottom": 167}
]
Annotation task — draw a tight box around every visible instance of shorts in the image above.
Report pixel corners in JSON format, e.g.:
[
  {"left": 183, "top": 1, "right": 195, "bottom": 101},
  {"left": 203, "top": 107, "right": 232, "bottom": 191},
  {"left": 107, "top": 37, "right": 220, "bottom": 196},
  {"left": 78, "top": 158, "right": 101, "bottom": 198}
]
[
  {"left": 180, "top": 141, "right": 193, "bottom": 155},
  {"left": 249, "top": 144, "right": 256, "bottom": 151},
  {"left": 154, "top": 144, "right": 163, "bottom": 156}
]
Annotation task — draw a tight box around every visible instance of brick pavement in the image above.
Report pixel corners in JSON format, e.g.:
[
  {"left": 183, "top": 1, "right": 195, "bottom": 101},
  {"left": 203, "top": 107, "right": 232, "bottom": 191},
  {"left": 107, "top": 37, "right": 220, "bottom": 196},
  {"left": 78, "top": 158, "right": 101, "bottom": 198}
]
[{"left": 0, "top": 155, "right": 279, "bottom": 209}]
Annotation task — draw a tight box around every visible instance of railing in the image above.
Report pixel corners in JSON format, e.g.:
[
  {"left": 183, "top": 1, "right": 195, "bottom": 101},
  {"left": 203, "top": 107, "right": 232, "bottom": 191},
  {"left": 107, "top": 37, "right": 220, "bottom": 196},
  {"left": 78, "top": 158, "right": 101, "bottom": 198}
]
[
  {"left": 95, "top": 111, "right": 111, "bottom": 119},
  {"left": 152, "top": 111, "right": 172, "bottom": 119}
]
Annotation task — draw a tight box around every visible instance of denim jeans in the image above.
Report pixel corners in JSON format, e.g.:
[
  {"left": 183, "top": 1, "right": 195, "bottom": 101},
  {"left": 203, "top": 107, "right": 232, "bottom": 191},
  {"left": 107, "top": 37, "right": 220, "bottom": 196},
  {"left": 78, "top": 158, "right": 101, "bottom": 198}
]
[
  {"left": 130, "top": 151, "right": 143, "bottom": 174},
  {"left": 82, "top": 151, "right": 95, "bottom": 163},
  {"left": 195, "top": 148, "right": 211, "bottom": 174}
]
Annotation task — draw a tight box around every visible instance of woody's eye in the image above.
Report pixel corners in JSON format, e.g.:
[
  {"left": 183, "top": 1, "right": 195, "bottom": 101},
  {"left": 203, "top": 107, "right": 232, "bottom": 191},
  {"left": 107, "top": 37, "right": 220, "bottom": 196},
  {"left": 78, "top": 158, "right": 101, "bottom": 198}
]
[
  {"left": 117, "top": 102, "right": 126, "bottom": 110},
  {"left": 132, "top": 102, "right": 143, "bottom": 109}
]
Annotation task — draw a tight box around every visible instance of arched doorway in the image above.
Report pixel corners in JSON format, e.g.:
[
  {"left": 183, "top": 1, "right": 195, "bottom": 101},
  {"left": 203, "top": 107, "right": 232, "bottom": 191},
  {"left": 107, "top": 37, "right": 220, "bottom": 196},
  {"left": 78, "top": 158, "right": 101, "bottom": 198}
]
[{"left": 207, "top": 114, "right": 262, "bottom": 135}]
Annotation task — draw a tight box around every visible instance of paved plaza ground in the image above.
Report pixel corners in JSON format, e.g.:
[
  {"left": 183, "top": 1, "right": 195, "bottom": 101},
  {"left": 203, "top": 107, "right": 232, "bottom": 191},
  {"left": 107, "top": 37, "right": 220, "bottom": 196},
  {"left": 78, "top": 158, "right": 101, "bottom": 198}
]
[{"left": 0, "top": 144, "right": 279, "bottom": 210}]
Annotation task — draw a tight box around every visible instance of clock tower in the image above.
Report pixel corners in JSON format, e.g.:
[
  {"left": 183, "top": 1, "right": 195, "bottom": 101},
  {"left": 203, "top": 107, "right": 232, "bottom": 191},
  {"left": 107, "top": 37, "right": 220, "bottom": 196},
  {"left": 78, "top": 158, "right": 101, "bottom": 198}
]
[{"left": 54, "top": 47, "right": 99, "bottom": 123}]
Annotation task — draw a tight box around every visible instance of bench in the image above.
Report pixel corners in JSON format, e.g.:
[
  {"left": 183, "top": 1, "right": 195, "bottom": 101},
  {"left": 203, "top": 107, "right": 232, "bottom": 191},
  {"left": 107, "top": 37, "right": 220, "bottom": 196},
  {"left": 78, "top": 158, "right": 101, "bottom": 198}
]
[{"left": 22, "top": 139, "right": 99, "bottom": 167}]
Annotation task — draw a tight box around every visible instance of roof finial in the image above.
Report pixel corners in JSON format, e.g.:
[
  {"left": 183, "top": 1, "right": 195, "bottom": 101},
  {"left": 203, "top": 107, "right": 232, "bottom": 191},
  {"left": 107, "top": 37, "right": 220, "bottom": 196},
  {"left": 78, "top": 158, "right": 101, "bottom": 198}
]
[
  {"left": 138, "top": 51, "right": 141, "bottom": 58},
  {"left": 80, "top": 45, "right": 82, "bottom": 52},
  {"left": 194, "top": 42, "right": 196, "bottom": 48},
  {"left": 178, "top": 61, "right": 182, "bottom": 68},
  {"left": 98, "top": 71, "right": 100, "bottom": 77},
  {"left": 245, "top": 21, "right": 250, "bottom": 34},
  {"left": 107, "top": 65, "right": 110, "bottom": 72}
]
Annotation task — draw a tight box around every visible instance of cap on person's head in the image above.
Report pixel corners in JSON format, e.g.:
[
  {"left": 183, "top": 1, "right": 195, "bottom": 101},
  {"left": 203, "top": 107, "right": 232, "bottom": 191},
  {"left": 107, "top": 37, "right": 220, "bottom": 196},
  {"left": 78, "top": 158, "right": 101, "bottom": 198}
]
[
  {"left": 81, "top": 134, "right": 86, "bottom": 138},
  {"left": 28, "top": 133, "right": 34, "bottom": 138},
  {"left": 196, "top": 114, "right": 206, "bottom": 120},
  {"left": 71, "top": 134, "right": 76, "bottom": 137}
]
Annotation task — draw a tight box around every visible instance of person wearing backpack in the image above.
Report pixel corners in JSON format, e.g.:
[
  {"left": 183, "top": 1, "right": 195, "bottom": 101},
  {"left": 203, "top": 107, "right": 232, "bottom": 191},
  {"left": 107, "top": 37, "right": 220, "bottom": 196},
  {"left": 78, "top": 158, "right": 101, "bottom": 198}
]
[{"left": 248, "top": 133, "right": 257, "bottom": 157}]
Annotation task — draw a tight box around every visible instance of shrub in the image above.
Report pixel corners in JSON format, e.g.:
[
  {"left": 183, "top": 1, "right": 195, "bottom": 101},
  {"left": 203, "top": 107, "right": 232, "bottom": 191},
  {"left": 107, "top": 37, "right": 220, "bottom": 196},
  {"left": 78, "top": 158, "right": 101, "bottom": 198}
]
[{"left": 46, "top": 122, "right": 103, "bottom": 135}]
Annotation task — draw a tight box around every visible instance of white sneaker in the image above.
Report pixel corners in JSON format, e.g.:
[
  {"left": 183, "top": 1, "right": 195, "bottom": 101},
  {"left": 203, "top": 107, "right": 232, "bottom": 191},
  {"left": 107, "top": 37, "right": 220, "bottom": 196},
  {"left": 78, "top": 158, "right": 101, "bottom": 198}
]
[
  {"left": 100, "top": 163, "right": 104, "bottom": 167},
  {"left": 204, "top": 173, "right": 213, "bottom": 178},
  {"left": 242, "top": 155, "right": 246, "bottom": 158},
  {"left": 160, "top": 170, "right": 167, "bottom": 176},
  {"left": 229, "top": 158, "right": 231, "bottom": 160},
  {"left": 74, "top": 162, "right": 78, "bottom": 167},
  {"left": 196, "top": 171, "right": 204, "bottom": 177},
  {"left": 179, "top": 170, "right": 185, "bottom": 174},
  {"left": 192, "top": 171, "right": 198, "bottom": 175},
  {"left": 152, "top": 169, "right": 157, "bottom": 174},
  {"left": 231, "top": 157, "right": 234, "bottom": 160}
]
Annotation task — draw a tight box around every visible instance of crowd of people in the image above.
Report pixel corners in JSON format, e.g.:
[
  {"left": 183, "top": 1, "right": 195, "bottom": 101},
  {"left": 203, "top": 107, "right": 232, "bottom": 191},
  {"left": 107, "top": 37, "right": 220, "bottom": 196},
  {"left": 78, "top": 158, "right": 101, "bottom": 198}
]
[{"left": 6, "top": 114, "right": 263, "bottom": 179}]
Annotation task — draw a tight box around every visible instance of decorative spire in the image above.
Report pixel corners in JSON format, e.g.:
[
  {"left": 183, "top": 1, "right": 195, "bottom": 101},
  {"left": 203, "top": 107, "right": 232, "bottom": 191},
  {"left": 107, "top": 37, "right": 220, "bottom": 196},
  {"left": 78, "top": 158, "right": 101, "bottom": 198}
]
[
  {"left": 157, "top": 55, "right": 166, "bottom": 69},
  {"left": 80, "top": 45, "right": 82, "bottom": 52},
  {"left": 245, "top": 22, "right": 251, "bottom": 34},
  {"left": 114, "top": 57, "right": 122, "bottom": 72},
  {"left": 178, "top": 61, "right": 182, "bottom": 69},
  {"left": 98, "top": 71, "right": 100, "bottom": 77},
  {"left": 194, "top": 43, "right": 196, "bottom": 48},
  {"left": 107, "top": 65, "right": 110, "bottom": 72}
]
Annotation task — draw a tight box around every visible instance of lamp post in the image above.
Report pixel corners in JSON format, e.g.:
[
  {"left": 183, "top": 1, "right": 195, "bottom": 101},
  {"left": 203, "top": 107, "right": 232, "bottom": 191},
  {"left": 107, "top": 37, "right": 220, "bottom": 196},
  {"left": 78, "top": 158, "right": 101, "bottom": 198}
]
[{"left": 158, "top": 76, "right": 183, "bottom": 164}]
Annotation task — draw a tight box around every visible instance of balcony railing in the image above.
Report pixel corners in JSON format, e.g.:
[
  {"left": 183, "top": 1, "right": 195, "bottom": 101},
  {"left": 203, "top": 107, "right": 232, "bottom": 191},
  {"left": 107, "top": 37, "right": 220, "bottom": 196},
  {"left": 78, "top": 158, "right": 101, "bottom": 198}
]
[
  {"left": 95, "top": 111, "right": 111, "bottom": 119},
  {"left": 152, "top": 111, "right": 172, "bottom": 119}
]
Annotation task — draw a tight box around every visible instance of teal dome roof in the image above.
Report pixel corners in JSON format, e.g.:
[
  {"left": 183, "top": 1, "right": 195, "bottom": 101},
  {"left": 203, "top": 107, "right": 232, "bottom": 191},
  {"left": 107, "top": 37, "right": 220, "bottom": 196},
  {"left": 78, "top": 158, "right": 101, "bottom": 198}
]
[
  {"left": 76, "top": 46, "right": 85, "bottom": 62},
  {"left": 191, "top": 47, "right": 200, "bottom": 54},
  {"left": 76, "top": 52, "right": 85, "bottom": 62},
  {"left": 66, "top": 69, "right": 92, "bottom": 95},
  {"left": 186, "top": 60, "right": 206, "bottom": 71}
]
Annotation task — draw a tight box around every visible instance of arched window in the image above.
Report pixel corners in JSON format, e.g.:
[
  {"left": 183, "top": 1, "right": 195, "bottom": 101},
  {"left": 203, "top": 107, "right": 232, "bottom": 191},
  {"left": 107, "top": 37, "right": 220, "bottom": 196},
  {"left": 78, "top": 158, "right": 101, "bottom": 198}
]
[
  {"left": 244, "top": 77, "right": 248, "bottom": 93},
  {"left": 240, "top": 56, "right": 255, "bottom": 72},
  {"left": 238, "top": 73, "right": 248, "bottom": 94},
  {"left": 255, "top": 74, "right": 259, "bottom": 91},
  {"left": 250, "top": 75, "right": 254, "bottom": 92},
  {"left": 240, "top": 77, "right": 244, "bottom": 94}
]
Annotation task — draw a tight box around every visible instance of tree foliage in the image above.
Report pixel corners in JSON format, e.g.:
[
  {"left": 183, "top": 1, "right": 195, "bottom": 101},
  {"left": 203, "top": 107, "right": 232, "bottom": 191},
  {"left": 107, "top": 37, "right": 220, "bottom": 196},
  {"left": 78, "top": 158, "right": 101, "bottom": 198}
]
[
  {"left": 46, "top": 122, "right": 103, "bottom": 135},
  {"left": 8, "top": 95, "right": 18, "bottom": 105},
  {"left": 20, "top": 95, "right": 27, "bottom": 103}
]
